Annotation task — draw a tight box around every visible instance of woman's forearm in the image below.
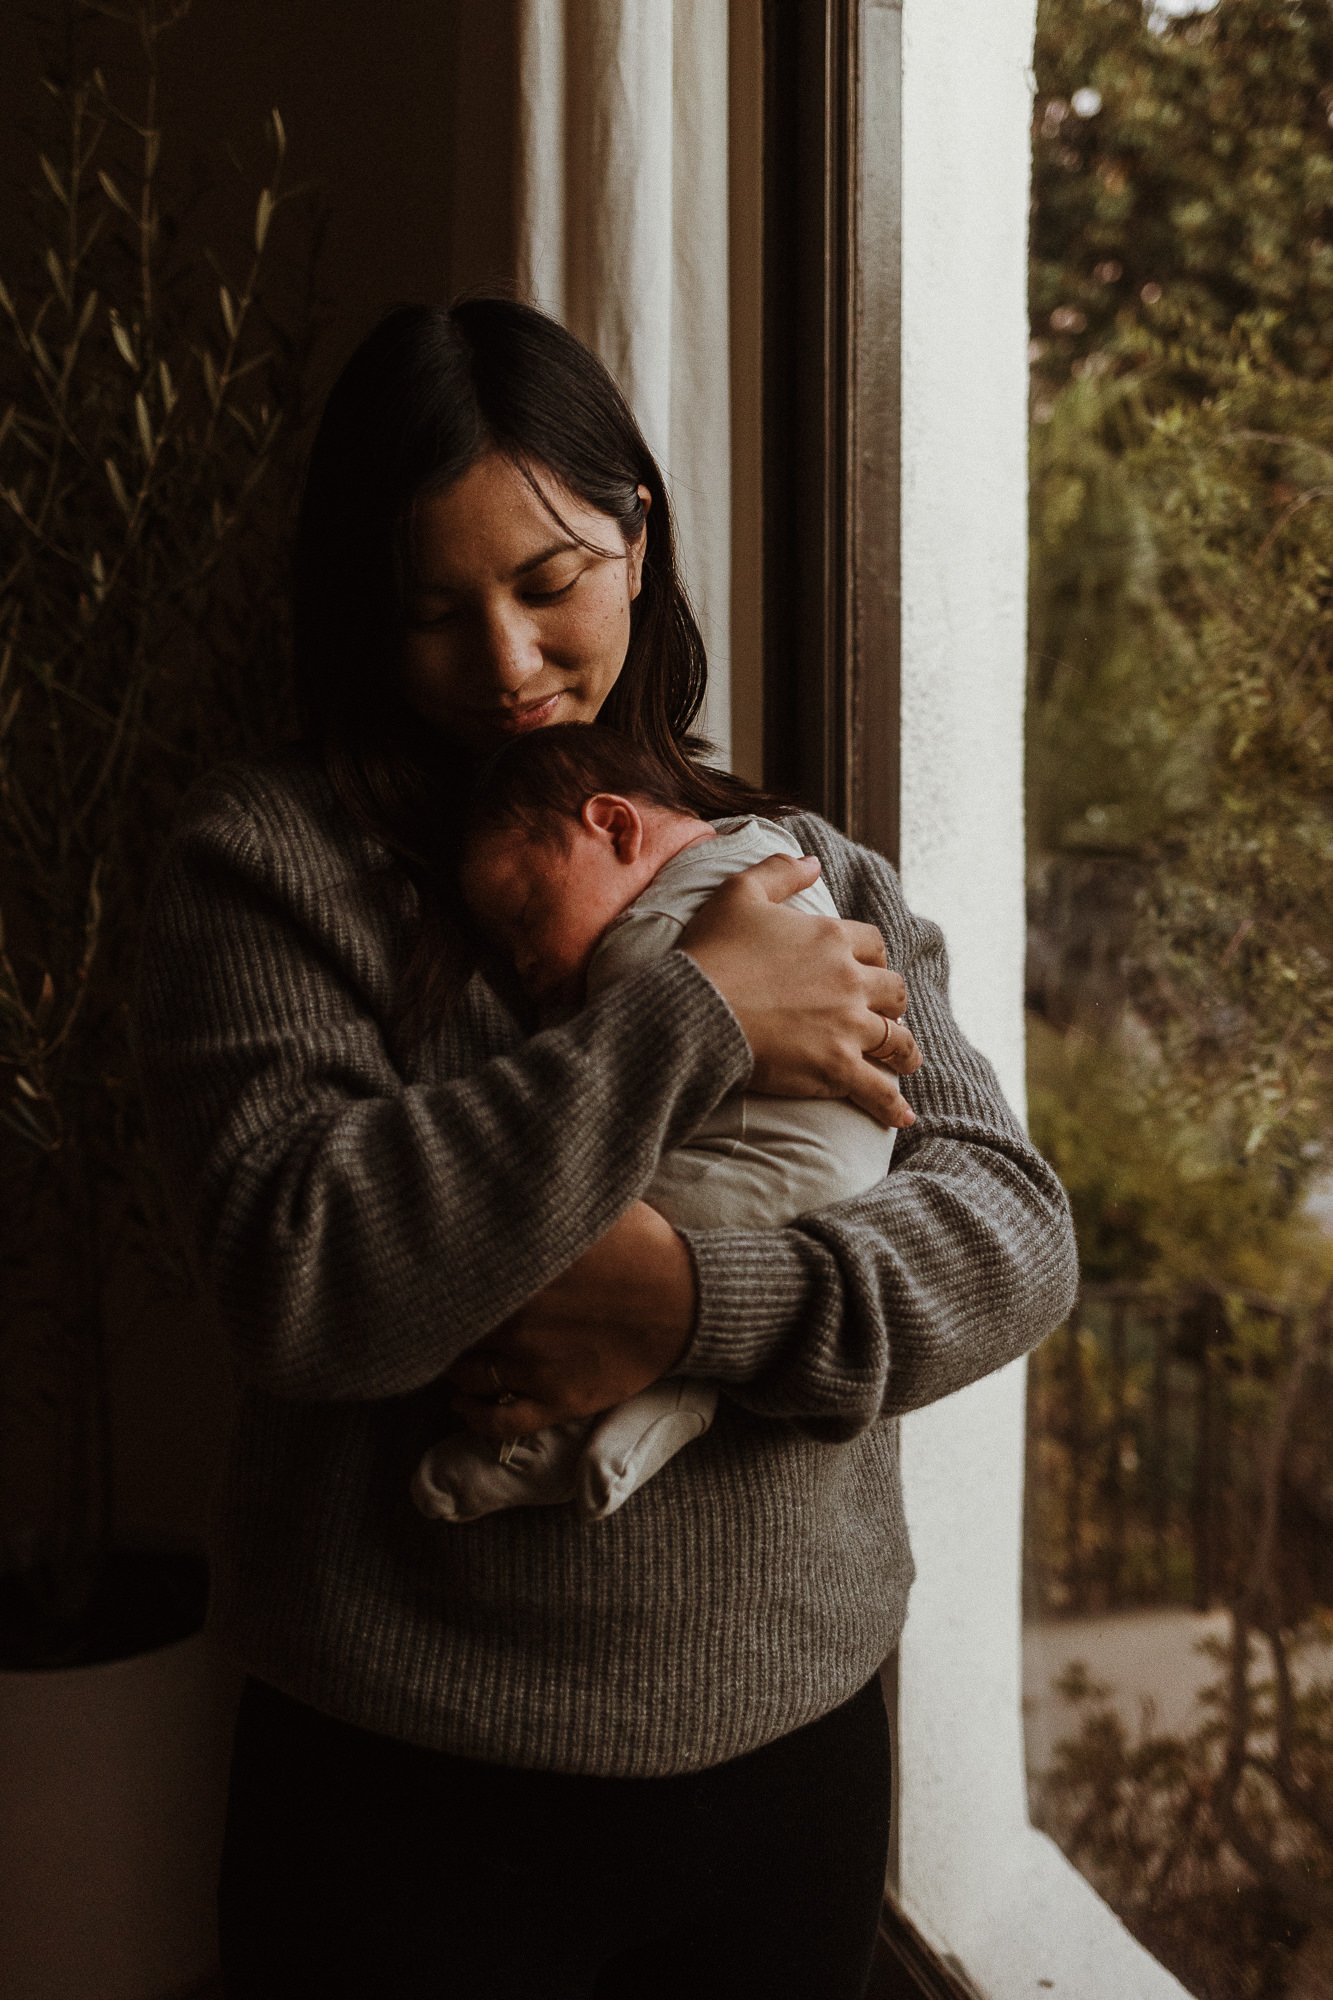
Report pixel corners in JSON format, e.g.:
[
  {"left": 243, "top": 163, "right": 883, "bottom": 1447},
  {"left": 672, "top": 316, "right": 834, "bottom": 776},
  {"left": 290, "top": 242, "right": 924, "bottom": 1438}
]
[
  {"left": 676, "top": 818, "right": 1078, "bottom": 1430},
  {"left": 134, "top": 763, "right": 749, "bottom": 1402}
]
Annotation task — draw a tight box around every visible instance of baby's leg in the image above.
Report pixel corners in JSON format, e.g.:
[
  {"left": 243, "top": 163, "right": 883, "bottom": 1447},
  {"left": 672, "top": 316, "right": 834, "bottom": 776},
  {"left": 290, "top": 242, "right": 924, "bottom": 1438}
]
[
  {"left": 412, "top": 1420, "right": 591, "bottom": 1523},
  {"left": 574, "top": 1381, "right": 718, "bottom": 1522}
]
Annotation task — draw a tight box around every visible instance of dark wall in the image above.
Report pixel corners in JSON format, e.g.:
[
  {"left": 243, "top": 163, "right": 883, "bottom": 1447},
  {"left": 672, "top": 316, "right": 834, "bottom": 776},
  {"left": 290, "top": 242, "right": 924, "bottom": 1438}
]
[
  {"left": 1, "top": 0, "right": 519, "bottom": 400},
  {"left": 0, "top": 0, "right": 516, "bottom": 1551}
]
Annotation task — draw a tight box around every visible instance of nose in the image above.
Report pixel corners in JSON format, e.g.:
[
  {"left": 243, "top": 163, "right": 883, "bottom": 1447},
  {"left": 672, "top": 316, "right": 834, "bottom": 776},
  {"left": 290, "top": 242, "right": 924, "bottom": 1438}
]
[{"left": 476, "top": 599, "right": 545, "bottom": 699}]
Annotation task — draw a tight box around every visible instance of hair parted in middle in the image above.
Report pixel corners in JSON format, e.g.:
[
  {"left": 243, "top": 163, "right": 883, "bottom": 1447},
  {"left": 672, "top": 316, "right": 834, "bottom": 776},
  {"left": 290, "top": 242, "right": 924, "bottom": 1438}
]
[{"left": 291, "top": 295, "right": 791, "bottom": 1037}]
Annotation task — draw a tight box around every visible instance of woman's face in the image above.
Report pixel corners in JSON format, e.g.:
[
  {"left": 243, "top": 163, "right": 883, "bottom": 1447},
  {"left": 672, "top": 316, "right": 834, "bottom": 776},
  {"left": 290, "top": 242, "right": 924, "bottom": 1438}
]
[{"left": 401, "top": 452, "right": 650, "bottom": 759}]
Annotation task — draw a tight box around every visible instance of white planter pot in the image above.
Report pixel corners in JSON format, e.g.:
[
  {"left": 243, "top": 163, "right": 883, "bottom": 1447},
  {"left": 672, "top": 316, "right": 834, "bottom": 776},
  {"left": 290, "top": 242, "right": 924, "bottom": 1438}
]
[{"left": 0, "top": 1629, "right": 240, "bottom": 2000}]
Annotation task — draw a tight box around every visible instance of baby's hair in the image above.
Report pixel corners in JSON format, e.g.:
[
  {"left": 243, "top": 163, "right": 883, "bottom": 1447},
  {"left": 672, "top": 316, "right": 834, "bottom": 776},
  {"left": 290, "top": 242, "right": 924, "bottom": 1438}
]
[{"left": 463, "top": 722, "right": 789, "bottom": 846}]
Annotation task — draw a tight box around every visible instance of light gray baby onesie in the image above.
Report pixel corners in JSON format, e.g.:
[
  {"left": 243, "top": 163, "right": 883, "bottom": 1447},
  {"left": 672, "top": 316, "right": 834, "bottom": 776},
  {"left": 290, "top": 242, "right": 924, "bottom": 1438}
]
[{"left": 411, "top": 816, "right": 896, "bottom": 1525}]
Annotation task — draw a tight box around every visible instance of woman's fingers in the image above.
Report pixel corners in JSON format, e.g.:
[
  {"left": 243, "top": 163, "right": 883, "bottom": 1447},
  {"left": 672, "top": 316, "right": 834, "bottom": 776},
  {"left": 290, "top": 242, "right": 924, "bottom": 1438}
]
[
  {"left": 845, "top": 920, "right": 890, "bottom": 972},
  {"left": 679, "top": 854, "right": 923, "bottom": 1123},
  {"left": 844, "top": 1064, "right": 916, "bottom": 1130},
  {"left": 863, "top": 1012, "right": 922, "bottom": 1076},
  {"left": 450, "top": 1391, "right": 564, "bottom": 1441},
  {"left": 711, "top": 850, "right": 824, "bottom": 907}
]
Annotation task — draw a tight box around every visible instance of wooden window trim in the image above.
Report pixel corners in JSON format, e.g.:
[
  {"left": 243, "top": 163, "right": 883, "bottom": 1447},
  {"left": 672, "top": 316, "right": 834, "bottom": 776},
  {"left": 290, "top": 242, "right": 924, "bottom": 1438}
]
[
  {"left": 761, "top": 0, "right": 901, "bottom": 866},
  {"left": 871, "top": 1899, "right": 993, "bottom": 2000}
]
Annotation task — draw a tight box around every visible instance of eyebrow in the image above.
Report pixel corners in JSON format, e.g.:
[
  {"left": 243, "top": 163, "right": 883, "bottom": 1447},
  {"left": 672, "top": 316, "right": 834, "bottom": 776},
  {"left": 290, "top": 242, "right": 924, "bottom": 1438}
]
[
  {"left": 512, "top": 538, "right": 580, "bottom": 577},
  {"left": 414, "top": 539, "right": 581, "bottom": 598}
]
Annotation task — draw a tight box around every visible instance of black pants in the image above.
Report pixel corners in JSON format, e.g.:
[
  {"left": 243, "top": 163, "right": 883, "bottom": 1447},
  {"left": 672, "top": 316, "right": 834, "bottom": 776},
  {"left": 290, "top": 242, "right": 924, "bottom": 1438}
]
[{"left": 219, "top": 1674, "right": 892, "bottom": 1999}]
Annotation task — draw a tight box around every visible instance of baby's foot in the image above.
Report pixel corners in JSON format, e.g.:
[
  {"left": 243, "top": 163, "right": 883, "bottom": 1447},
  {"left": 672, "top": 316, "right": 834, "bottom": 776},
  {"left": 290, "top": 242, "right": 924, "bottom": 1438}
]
[
  {"left": 575, "top": 1381, "right": 718, "bottom": 1520},
  {"left": 411, "top": 1421, "right": 589, "bottom": 1522}
]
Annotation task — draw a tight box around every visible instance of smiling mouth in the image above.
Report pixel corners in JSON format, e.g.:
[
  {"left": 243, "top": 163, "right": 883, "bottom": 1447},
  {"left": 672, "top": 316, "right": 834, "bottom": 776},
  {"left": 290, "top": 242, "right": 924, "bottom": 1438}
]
[{"left": 489, "top": 692, "right": 564, "bottom": 733}]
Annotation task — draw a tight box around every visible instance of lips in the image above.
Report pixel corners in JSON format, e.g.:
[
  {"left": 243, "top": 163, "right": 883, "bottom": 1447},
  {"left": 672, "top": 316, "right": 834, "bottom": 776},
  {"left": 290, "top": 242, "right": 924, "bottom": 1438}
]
[{"left": 489, "top": 692, "right": 563, "bottom": 734}]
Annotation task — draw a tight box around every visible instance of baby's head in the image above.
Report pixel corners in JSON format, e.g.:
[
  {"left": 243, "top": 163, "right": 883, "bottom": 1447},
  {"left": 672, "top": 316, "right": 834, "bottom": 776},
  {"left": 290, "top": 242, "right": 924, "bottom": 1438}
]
[{"left": 459, "top": 724, "right": 714, "bottom": 1008}]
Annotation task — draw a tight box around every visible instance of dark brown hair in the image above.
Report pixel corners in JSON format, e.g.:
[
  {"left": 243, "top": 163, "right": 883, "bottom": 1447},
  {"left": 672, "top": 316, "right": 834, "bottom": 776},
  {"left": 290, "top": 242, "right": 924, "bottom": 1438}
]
[
  {"left": 293, "top": 297, "right": 782, "bottom": 1039},
  {"left": 463, "top": 722, "right": 794, "bottom": 852}
]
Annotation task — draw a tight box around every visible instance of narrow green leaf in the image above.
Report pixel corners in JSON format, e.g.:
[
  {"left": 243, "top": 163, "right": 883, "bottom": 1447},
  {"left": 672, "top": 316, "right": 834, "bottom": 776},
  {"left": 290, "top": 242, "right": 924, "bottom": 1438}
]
[
  {"left": 158, "top": 357, "right": 175, "bottom": 412},
  {"left": 43, "top": 246, "right": 70, "bottom": 308},
  {"left": 30, "top": 331, "right": 54, "bottom": 378},
  {"left": 202, "top": 349, "right": 220, "bottom": 408},
  {"left": 134, "top": 390, "right": 153, "bottom": 461},
  {"left": 32, "top": 970, "right": 54, "bottom": 1028},
  {"left": 38, "top": 153, "right": 68, "bottom": 207},
  {"left": 219, "top": 284, "right": 237, "bottom": 340},
  {"left": 109, "top": 309, "right": 136, "bottom": 369},
  {"left": 104, "top": 456, "right": 131, "bottom": 517},
  {"left": 270, "top": 106, "right": 286, "bottom": 154},
  {"left": 97, "top": 169, "right": 134, "bottom": 220},
  {"left": 75, "top": 288, "right": 98, "bottom": 341},
  {"left": 1, "top": 1098, "right": 59, "bottom": 1152},
  {"left": 254, "top": 186, "right": 274, "bottom": 253}
]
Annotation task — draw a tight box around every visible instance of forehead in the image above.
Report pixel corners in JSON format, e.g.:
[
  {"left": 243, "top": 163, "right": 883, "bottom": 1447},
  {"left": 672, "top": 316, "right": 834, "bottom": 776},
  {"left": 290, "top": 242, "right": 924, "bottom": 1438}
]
[
  {"left": 461, "top": 820, "right": 570, "bottom": 893},
  {"left": 411, "top": 453, "right": 620, "bottom": 587}
]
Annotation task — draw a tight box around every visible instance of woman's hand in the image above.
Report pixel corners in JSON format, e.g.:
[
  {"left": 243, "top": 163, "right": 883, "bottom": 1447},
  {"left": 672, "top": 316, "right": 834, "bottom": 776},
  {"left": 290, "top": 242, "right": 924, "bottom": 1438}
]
[
  {"left": 678, "top": 853, "right": 922, "bottom": 1129},
  {"left": 445, "top": 1203, "right": 696, "bottom": 1438}
]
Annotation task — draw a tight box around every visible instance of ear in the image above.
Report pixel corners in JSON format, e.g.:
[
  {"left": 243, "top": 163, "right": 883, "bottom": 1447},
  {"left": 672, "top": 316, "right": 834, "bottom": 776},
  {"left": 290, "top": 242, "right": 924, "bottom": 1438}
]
[
  {"left": 582, "top": 792, "right": 644, "bottom": 863},
  {"left": 627, "top": 485, "right": 652, "bottom": 602}
]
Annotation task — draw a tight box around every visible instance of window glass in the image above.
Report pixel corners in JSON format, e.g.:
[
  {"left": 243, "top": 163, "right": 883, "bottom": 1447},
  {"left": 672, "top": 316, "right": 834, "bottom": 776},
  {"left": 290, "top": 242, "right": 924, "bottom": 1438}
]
[{"left": 1023, "top": 3, "right": 1333, "bottom": 1995}]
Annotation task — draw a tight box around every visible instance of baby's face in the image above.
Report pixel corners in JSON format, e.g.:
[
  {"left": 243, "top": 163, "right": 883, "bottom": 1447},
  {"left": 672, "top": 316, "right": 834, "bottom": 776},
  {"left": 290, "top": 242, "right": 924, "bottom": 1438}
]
[{"left": 460, "top": 821, "right": 634, "bottom": 1009}]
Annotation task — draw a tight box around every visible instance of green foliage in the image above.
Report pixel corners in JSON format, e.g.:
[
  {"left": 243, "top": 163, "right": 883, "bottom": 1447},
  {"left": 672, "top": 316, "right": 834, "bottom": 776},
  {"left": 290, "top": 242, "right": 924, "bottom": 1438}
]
[
  {"left": 1030, "top": 5, "right": 1333, "bottom": 1186},
  {"left": 1028, "top": 4, "right": 1333, "bottom": 1988},
  {"left": 1029, "top": 350, "right": 1333, "bottom": 1191},
  {"left": 1027, "top": 1019, "right": 1333, "bottom": 1294},
  {"left": 1032, "top": 0, "right": 1333, "bottom": 389},
  {"left": 1024, "top": 1648, "right": 1328, "bottom": 1992},
  {"left": 1034, "top": 1627, "right": 1333, "bottom": 1998},
  {"left": 0, "top": 0, "right": 311, "bottom": 1584}
]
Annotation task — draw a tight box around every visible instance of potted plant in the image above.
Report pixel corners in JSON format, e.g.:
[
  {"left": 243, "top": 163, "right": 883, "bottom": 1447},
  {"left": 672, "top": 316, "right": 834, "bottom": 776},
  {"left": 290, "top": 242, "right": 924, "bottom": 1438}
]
[{"left": 0, "top": 3, "right": 310, "bottom": 1991}]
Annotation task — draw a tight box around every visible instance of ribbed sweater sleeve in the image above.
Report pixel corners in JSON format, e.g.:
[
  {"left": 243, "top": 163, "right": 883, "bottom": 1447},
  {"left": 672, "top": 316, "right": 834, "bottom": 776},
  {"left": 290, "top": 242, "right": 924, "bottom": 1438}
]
[
  {"left": 133, "top": 757, "right": 751, "bottom": 1402},
  {"left": 680, "top": 815, "right": 1079, "bottom": 1437}
]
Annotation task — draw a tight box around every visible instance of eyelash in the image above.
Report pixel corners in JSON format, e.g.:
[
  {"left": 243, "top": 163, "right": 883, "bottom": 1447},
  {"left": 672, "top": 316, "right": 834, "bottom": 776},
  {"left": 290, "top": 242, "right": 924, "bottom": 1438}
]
[
  {"left": 411, "top": 573, "right": 580, "bottom": 627},
  {"left": 524, "top": 577, "right": 578, "bottom": 606}
]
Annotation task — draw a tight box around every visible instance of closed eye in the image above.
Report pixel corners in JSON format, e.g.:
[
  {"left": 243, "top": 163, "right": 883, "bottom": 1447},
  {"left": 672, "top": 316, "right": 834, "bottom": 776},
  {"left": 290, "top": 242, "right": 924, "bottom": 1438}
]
[{"left": 523, "top": 575, "right": 579, "bottom": 606}]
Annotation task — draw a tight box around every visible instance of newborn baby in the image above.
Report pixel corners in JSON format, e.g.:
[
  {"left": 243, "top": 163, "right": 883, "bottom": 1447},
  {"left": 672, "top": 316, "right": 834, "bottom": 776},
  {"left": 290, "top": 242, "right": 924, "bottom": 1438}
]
[{"left": 411, "top": 723, "right": 898, "bottom": 1526}]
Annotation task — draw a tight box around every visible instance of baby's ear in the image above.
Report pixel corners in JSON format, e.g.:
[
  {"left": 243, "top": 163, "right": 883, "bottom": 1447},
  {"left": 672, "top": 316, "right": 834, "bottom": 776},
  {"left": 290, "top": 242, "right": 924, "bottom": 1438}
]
[{"left": 582, "top": 792, "right": 644, "bottom": 862}]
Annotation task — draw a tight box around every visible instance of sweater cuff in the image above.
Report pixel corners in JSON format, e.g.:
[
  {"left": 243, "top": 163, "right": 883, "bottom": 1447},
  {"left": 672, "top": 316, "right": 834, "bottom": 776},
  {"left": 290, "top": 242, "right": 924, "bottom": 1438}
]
[{"left": 676, "top": 1224, "right": 826, "bottom": 1384}]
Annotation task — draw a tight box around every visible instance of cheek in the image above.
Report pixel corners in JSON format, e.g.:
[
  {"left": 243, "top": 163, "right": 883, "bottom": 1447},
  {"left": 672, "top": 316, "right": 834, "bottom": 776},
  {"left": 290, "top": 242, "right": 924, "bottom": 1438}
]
[{"left": 565, "top": 574, "right": 632, "bottom": 661}]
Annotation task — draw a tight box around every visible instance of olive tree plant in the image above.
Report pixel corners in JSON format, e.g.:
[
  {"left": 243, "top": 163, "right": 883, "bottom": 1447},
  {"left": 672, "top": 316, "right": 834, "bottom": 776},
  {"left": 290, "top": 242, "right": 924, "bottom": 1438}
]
[{"left": 0, "top": 0, "right": 308, "bottom": 1656}]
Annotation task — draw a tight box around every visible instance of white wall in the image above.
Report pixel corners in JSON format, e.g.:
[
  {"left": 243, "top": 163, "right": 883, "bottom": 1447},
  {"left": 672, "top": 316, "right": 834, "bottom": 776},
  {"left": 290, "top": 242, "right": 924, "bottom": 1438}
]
[{"left": 894, "top": 2, "right": 1186, "bottom": 1991}]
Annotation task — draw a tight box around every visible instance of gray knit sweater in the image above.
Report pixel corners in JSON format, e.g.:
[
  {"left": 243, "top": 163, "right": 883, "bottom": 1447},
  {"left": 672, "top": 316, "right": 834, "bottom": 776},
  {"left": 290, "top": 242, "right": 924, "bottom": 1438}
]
[{"left": 135, "top": 750, "right": 1077, "bottom": 1778}]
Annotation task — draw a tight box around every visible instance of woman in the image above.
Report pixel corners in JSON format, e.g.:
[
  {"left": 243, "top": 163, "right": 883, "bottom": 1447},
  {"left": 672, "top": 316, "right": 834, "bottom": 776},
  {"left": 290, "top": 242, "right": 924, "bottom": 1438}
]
[{"left": 135, "top": 300, "right": 1077, "bottom": 1999}]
